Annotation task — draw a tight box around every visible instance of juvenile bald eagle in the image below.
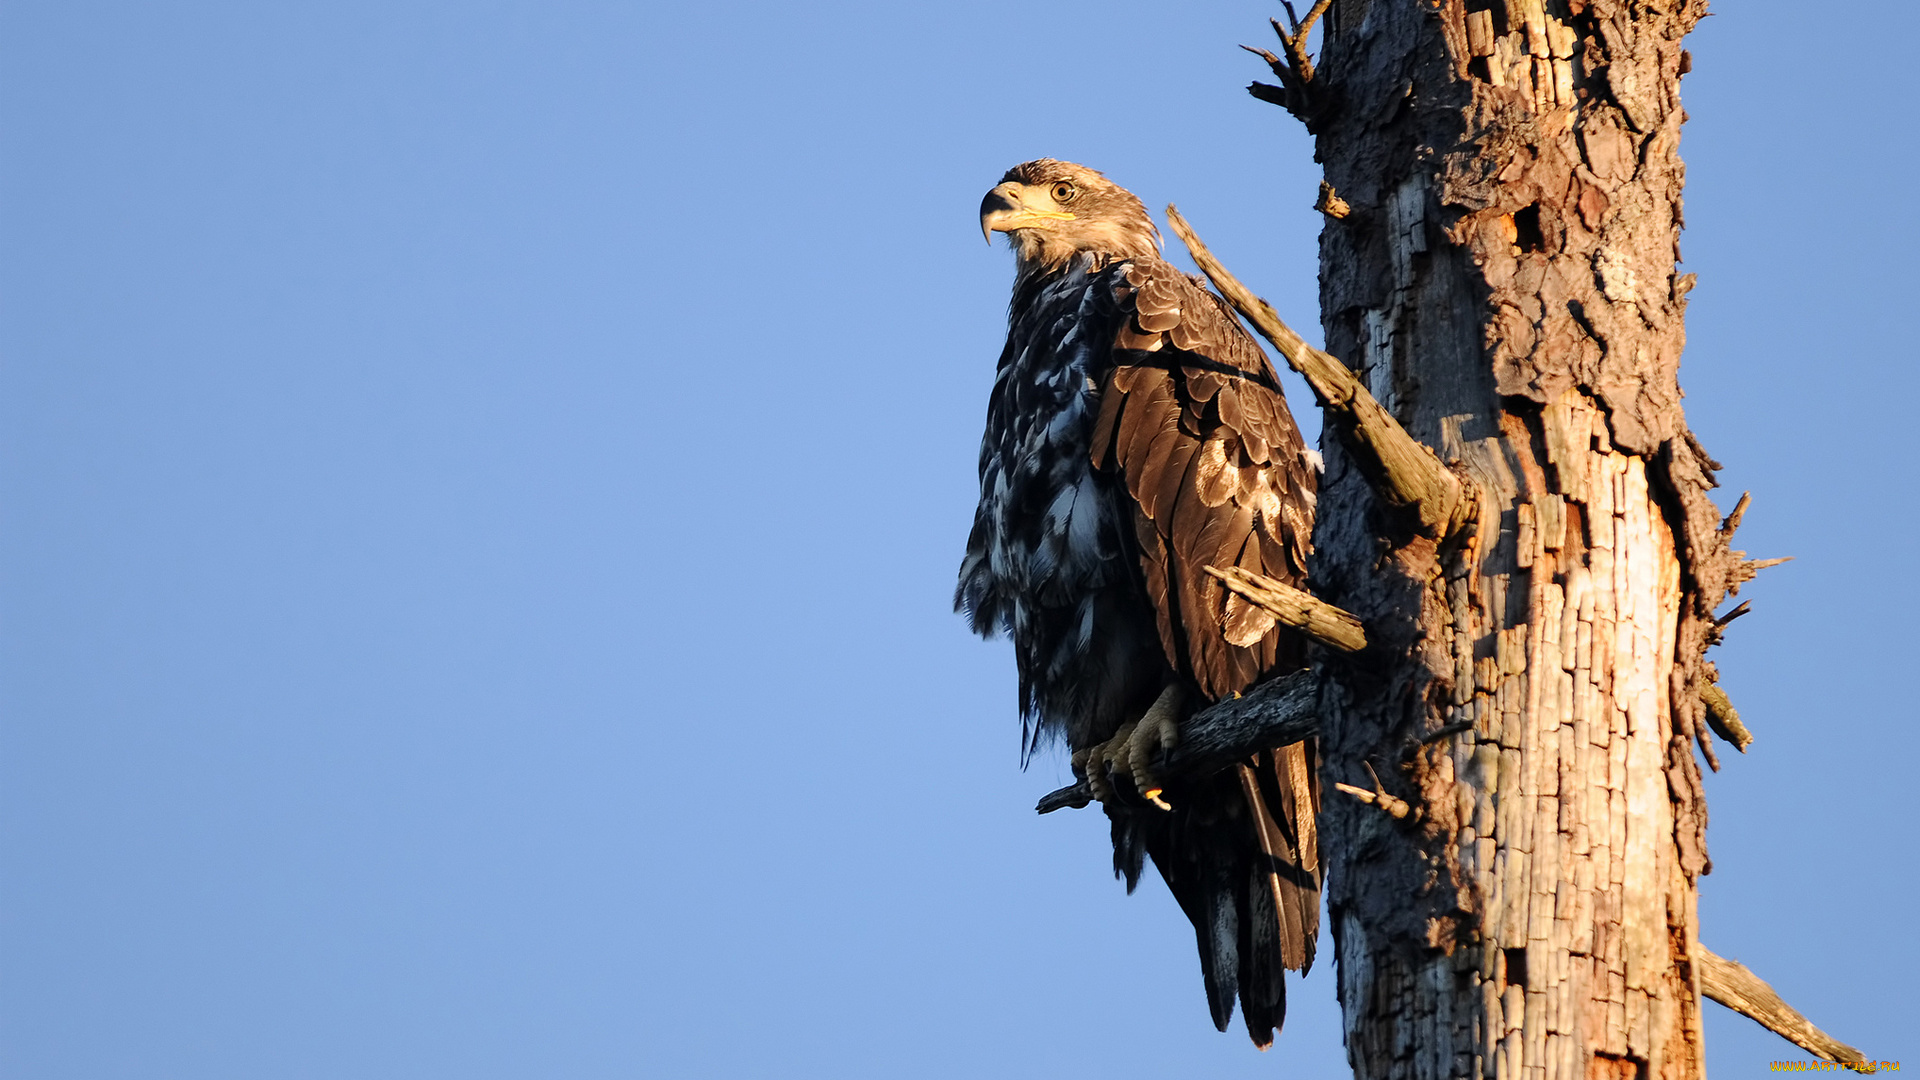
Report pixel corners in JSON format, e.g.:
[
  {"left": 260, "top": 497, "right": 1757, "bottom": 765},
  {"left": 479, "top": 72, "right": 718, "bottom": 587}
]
[{"left": 957, "top": 160, "right": 1321, "bottom": 1046}]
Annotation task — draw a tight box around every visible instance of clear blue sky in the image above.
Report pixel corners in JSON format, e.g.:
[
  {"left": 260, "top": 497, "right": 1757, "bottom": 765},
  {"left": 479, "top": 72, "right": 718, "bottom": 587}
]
[{"left": 2, "top": 2, "right": 1912, "bottom": 1076}]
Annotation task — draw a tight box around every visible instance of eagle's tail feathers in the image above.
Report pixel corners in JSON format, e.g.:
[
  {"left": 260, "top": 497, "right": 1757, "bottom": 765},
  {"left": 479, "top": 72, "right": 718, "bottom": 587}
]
[
  {"left": 1240, "top": 853, "right": 1288, "bottom": 1049},
  {"left": 1132, "top": 745, "right": 1320, "bottom": 1045},
  {"left": 1199, "top": 862, "right": 1241, "bottom": 1033},
  {"left": 1110, "top": 812, "right": 1147, "bottom": 893}
]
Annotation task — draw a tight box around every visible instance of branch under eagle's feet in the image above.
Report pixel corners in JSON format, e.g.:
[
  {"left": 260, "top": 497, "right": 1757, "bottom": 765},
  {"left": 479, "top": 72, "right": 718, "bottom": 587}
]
[
  {"left": 1073, "top": 685, "right": 1184, "bottom": 812},
  {"left": 1041, "top": 672, "right": 1318, "bottom": 814},
  {"left": 1166, "top": 206, "right": 1469, "bottom": 539}
]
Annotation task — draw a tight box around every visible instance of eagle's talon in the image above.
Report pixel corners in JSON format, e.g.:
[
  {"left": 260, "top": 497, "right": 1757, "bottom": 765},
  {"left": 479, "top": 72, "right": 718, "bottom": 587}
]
[
  {"left": 1127, "top": 684, "right": 1184, "bottom": 810},
  {"left": 1070, "top": 745, "right": 1098, "bottom": 802},
  {"left": 1074, "top": 687, "right": 1184, "bottom": 811},
  {"left": 1079, "top": 719, "right": 1135, "bottom": 805}
]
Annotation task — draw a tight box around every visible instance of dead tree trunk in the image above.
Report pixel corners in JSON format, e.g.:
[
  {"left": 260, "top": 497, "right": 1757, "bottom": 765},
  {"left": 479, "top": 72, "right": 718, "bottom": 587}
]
[
  {"left": 1021, "top": 0, "right": 1862, "bottom": 1067},
  {"left": 1250, "top": 2, "right": 1742, "bottom": 1077}
]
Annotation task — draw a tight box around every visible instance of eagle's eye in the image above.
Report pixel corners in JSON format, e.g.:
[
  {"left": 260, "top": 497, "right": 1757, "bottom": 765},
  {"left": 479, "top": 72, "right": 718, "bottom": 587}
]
[{"left": 1050, "top": 181, "right": 1078, "bottom": 204}]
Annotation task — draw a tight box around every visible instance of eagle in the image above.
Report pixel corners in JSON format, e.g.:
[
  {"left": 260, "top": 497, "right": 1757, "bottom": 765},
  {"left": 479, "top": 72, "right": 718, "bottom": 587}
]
[{"left": 957, "top": 160, "right": 1322, "bottom": 1046}]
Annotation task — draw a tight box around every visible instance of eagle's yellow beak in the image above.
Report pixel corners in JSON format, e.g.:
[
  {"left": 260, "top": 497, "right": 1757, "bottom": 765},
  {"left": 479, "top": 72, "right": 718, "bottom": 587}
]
[{"left": 980, "top": 182, "right": 1075, "bottom": 244}]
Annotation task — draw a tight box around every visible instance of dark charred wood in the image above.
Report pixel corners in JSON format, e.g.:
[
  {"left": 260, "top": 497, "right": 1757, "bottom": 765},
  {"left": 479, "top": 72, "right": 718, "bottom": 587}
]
[{"left": 1035, "top": 670, "right": 1318, "bottom": 814}]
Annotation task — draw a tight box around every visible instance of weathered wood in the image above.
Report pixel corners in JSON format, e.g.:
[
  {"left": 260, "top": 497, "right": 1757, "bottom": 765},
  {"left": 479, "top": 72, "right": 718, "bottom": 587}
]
[
  {"left": 1697, "top": 945, "right": 1864, "bottom": 1064},
  {"left": 1243, "top": 0, "right": 1336, "bottom": 126},
  {"left": 1719, "top": 491, "right": 1752, "bottom": 538},
  {"left": 1166, "top": 205, "right": 1466, "bottom": 538},
  {"left": 1333, "top": 763, "right": 1412, "bottom": 819},
  {"left": 1204, "top": 564, "right": 1368, "bottom": 652},
  {"left": 1035, "top": 670, "right": 1317, "bottom": 814},
  {"left": 1315, "top": 180, "right": 1351, "bottom": 219},
  {"left": 1699, "top": 682, "right": 1753, "bottom": 752}
]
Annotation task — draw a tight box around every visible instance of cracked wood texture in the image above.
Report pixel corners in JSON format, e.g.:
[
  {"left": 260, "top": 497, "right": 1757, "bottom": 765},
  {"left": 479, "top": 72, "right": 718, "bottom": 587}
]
[{"left": 1296, "top": 2, "right": 1735, "bottom": 1078}]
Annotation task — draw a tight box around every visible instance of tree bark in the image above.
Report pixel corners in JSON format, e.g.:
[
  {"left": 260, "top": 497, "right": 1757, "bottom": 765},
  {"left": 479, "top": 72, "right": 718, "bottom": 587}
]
[{"left": 1271, "top": 2, "right": 1736, "bottom": 1078}]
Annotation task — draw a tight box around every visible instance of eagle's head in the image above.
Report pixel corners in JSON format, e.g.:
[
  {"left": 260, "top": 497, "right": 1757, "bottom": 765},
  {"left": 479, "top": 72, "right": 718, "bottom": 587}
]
[{"left": 980, "top": 160, "right": 1160, "bottom": 273}]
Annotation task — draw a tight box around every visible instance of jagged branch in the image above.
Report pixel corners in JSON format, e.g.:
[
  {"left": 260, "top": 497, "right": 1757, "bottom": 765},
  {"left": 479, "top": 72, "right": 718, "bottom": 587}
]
[
  {"left": 1720, "top": 490, "right": 1794, "bottom": 595},
  {"left": 1731, "top": 554, "right": 1792, "bottom": 593},
  {"left": 1277, "top": 0, "right": 1333, "bottom": 74},
  {"left": 1698, "top": 945, "right": 1866, "bottom": 1064},
  {"left": 1314, "top": 180, "right": 1351, "bottom": 219},
  {"left": 1719, "top": 490, "right": 1752, "bottom": 539},
  {"left": 1035, "top": 670, "right": 1318, "bottom": 813},
  {"left": 1205, "top": 565, "right": 1367, "bottom": 652},
  {"left": 1244, "top": 0, "right": 1334, "bottom": 124},
  {"left": 1709, "top": 599, "right": 1752, "bottom": 642},
  {"left": 1166, "top": 206, "right": 1467, "bottom": 538}
]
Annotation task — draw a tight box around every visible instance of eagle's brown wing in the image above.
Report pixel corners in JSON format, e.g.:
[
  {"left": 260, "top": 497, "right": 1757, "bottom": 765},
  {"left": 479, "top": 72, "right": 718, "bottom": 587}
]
[
  {"left": 1088, "top": 256, "right": 1323, "bottom": 1038},
  {"left": 1088, "top": 256, "right": 1317, "bottom": 695}
]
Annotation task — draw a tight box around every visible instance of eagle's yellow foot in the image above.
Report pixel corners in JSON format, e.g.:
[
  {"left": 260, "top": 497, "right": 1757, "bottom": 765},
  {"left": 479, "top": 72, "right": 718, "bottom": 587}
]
[
  {"left": 1129, "top": 685, "right": 1184, "bottom": 809},
  {"left": 1073, "top": 721, "right": 1133, "bottom": 807},
  {"left": 1073, "top": 685, "right": 1184, "bottom": 811}
]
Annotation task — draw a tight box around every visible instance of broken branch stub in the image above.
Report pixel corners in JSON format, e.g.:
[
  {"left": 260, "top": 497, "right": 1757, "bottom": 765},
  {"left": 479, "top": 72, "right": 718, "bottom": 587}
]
[
  {"left": 1243, "top": 0, "right": 1333, "bottom": 126},
  {"left": 1699, "top": 681, "right": 1753, "bottom": 752},
  {"left": 1204, "top": 564, "right": 1366, "bottom": 652},
  {"left": 1035, "top": 670, "right": 1318, "bottom": 814},
  {"left": 1166, "top": 205, "right": 1465, "bottom": 537},
  {"left": 1697, "top": 945, "right": 1865, "bottom": 1064},
  {"left": 1334, "top": 762, "right": 1411, "bottom": 820}
]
